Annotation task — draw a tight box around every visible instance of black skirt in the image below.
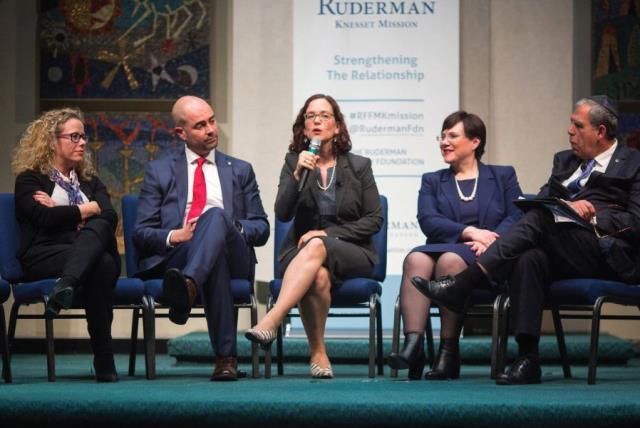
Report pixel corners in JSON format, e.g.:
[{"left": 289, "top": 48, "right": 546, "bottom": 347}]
[{"left": 280, "top": 236, "right": 374, "bottom": 284}]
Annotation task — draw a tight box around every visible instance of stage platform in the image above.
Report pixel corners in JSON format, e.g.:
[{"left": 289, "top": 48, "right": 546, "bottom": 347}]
[{"left": 1, "top": 352, "right": 640, "bottom": 427}]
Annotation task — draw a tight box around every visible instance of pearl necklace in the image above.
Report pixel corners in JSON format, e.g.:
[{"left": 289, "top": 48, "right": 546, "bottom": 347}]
[
  {"left": 455, "top": 176, "right": 478, "bottom": 202},
  {"left": 316, "top": 166, "right": 336, "bottom": 191}
]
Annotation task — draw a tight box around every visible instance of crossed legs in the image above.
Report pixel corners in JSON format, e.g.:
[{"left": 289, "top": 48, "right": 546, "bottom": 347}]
[{"left": 251, "top": 238, "right": 333, "bottom": 368}]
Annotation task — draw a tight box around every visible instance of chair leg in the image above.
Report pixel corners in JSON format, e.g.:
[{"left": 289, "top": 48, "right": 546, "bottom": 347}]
[
  {"left": 390, "top": 295, "right": 401, "bottom": 378},
  {"left": 425, "top": 314, "right": 435, "bottom": 368},
  {"left": 45, "top": 313, "right": 55, "bottom": 382},
  {"left": 128, "top": 307, "right": 140, "bottom": 377},
  {"left": 264, "top": 296, "right": 273, "bottom": 379},
  {"left": 142, "top": 296, "right": 156, "bottom": 380},
  {"left": 368, "top": 294, "right": 376, "bottom": 378},
  {"left": 250, "top": 295, "right": 259, "bottom": 379},
  {"left": 376, "top": 298, "right": 383, "bottom": 376},
  {"left": 276, "top": 319, "right": 284, "bottom": 376},
  {"left": 7, "top": 302, "right": 19, "bottom": 349},
  {"left": 496, "top": 296, "right": 510, "bottom": 376},
  {"left": 1, "top": 307, "right": 11, "bottom": 383},
  {"left": 588, "top": 298, "right": 605, "bottom": 385},
  {"left": 551, "top": 305, "right": 572, "bottom": 379},
  {"left": 490, "top": 294, "right": 504, "bottom": 379}
]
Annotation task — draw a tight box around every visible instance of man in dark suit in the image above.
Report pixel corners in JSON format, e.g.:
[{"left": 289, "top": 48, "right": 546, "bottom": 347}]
[
  {"left": 133, "top": 96, "right": 269, "bottom": 381},
  {"left": 413, "top": 95, "right": 640, "bottom": 385}
]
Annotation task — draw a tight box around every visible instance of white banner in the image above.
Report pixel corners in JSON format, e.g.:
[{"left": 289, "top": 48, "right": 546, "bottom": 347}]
[{"left": 294, "top": 0, "right": 460, "bottom": 275}]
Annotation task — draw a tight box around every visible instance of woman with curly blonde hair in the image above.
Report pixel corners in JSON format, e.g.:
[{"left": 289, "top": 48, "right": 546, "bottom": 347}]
[{"left": 13, "top": 107, "right": 120, "bottom": 382}]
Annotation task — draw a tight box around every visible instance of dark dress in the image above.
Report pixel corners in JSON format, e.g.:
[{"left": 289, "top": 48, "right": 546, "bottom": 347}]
[
  {"left": 411, "top": 163, "right": 524, "bottom": 265},
  {"left": 276, "top": 152, "right": 383, "bottom": 284}
]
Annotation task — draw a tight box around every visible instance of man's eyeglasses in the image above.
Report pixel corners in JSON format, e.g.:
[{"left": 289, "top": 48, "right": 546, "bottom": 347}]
[
  {"left": 57, "top": 133, "right": 89, "bottom": 144},
  {"left": 303, "top": 112, "right": 334, "bottom": 122}
]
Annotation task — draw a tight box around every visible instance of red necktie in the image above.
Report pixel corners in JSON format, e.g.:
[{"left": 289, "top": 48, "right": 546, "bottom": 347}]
[{"left": 186, "top": 157, "right": 207, "bottom": 221}]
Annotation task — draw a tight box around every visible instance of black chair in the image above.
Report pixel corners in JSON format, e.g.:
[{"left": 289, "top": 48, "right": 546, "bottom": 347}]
[
  {"left": 0, "top": 193, "right": 146, "bottom": 382},
  {"left": 265, "top": 195, "right": 388, "bottom": 378},
  {"left": 497, "top": 278, "right": 640, "bottom": 384},
  {"left": 121, "top": 194, "right": 260, "bottom": 379},
  {"left": 0, "top": 280, "right": 11, "bottom": 382},
  {"left": 390, "top": 288, "right": 508, "bottom": 379}
]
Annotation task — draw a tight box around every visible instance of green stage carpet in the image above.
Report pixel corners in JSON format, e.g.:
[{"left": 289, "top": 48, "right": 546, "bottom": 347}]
[
  {"left": 1, "top": 353, "right": 640, "bottom": 427},
  {"left": 168, "top": 332, "right": 635, "bottom": 364}
]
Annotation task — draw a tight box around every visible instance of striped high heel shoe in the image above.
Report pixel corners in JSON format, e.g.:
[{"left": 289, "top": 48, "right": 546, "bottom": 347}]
[
  {"left": 310, "top": 362, "right": 334, "bottom": 379},
  {"left": 244, "top": 327, "right": 277, "bottom": 349}
]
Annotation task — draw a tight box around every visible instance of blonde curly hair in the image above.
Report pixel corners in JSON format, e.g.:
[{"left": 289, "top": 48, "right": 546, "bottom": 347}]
[{"left": 12, "top": 107, "right": 95, "bottom": 180}]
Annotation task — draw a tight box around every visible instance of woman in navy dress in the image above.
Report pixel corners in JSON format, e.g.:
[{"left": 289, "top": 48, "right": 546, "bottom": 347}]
[{"left": 388, "top": 111, "right": 523, "bottom": 380}]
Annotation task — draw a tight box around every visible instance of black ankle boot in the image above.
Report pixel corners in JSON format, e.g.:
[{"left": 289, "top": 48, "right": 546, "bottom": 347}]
[
  {"left": 425, "top": 346, "right": 461, "bottom": 380},
  {"left": 388, "top": 333, "right": 426, "bottom": 379},
  {"left": 45, "top": 277, "right": 76, "bottom": 318},
  {"left": 93, "top": 354, "right": 118, "bottom": 383}
]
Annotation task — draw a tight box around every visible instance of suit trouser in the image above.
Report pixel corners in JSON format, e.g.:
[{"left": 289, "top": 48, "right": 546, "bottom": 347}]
[
  {"left": 164, "top": 207, "right": 251, "bottom": 357},
  {"left": 478, "top": 208, "right": 621, "bottom": 337},
  {"left": 21, "top": 218, "right": 119, "bottom": 357}
]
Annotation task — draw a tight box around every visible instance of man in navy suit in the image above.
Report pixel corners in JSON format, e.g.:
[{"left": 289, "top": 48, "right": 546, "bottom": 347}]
[
  {"left": 413, "top": 96, "right": 640, "bottom": 385},
  {"left": 133, "top": 96, "right": 269, "bottom": 381}
]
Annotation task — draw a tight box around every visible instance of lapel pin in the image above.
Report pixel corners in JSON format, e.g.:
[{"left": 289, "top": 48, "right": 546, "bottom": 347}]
[{"left": 227, "top": 161, "right": 231, "bottom": 165}]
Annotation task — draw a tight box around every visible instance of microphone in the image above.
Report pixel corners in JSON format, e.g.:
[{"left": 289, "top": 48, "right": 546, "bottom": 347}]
[{"left": 298, "top": 138, "right": 321, "bottom": 192}]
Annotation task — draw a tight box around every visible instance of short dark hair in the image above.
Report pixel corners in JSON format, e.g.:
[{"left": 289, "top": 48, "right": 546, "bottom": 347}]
[
  {"left": 441, "top": 110, "right": 487, "bottom": 160},
  {"left": 289, "top": 94, "right": 352, "bottom": 155}
]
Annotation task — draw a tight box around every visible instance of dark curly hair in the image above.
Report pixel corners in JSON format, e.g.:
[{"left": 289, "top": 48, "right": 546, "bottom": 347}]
[{"left": 289, "top": 94, "right": 352, "bottom": 155}]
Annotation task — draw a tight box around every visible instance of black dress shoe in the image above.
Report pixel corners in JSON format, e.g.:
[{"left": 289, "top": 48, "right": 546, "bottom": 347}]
[
  {"left": 496, "top": 356, "right": 541, "bottom": 385},
  {"left": 94, "top": 354, "right": 119, "bottom": 383},
  {"left": 163, "top": 269, "right": 197, "bottom": 325},
  {"left": 411, "top": 276, "right": 470, "bottom": 314},
  {"left": 45, "top": 278, "right": 75, "bottom": 318},
  {"left": 388, "top": 333, "right": 426, "bottom": 380},
  {"left": 425, "top": 347, "right": 460, "bottom": 380}
]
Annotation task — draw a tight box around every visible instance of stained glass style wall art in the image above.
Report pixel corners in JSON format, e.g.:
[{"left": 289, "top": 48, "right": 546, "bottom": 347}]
[
  {"left": 84, "top": 111, "right": 178, "bottom": 250},
  {"left": 40, "top": 0, "right": 210, "bottom": 100}
]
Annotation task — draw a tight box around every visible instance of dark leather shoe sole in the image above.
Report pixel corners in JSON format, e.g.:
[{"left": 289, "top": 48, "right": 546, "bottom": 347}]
[
  {"left": 495, "top": 357, "right": 542, "bottom": 385},
  {"left": 163, "top": 269, "right": 190, "bottom": 325},
  {"left": 495, "top": 374, "right": 541, "bottom": 385},
  {"left": 211, "top": 370, "right": 238, "bottom": 381},
  {"left": 425, "top": 369, "right": 460, "bottom": 381},
  {"left": 45, "top": 286, "right": 74, "bottom": 318},
  {"left": 411, "top": 276, "right": 467, "bottom": 314}
]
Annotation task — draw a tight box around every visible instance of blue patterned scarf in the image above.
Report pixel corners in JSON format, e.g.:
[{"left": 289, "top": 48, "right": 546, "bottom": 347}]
[{"left": 48, "top": 169, "right": 84, "bottom": 206}]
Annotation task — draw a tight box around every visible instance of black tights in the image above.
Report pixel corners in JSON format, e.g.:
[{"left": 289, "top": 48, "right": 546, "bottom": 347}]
[{"left": 400, "top": 251, "right": 465, "bottom": 339}]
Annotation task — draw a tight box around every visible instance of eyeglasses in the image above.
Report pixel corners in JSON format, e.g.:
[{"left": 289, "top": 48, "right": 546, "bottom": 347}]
[
  {"left": 303, "top": 112, "right": 335, "bottom": 122},
  {"left": 57, "top": 132, "right": 89, "bottom": 144},
  {"left": 436, "top": 133, "right": 462, "bottom": 144}
]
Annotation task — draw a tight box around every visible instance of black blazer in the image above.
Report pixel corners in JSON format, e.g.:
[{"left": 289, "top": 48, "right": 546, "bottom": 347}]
[
  {"left": 14, "top": 170, "right": 118, "bottom": 262},
  {"left": 538, "top": 144, "right": 640, "bottom": 282},
  {"left": 275, "top": 152, "right": 383, "bottom": 265}
]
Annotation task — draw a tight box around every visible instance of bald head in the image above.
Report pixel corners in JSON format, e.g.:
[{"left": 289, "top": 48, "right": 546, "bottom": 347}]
[
  {"left": 171, "top": 96, "right": 219, "bottom": 156},
  {"left": 171, "top": 96, "right": 213, "bottom": 126}
]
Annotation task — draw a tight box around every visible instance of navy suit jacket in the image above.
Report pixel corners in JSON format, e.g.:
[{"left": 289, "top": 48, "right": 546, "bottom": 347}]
[
  {"left": 133, "top": 147, "right": 269, "bottom": 275},
  {"left": 417, "top": 163, "right": 523, "bottom": 245},
  {"left": 537, "top": 144, "right": 640, "bottom": 282}
]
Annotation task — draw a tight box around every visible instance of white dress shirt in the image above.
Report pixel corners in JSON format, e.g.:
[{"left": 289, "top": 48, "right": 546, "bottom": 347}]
[
  {"left": 562, "top": 140, "right": 617, "bottom": 189},
  {"left": 166, "top": 146, "right": 225, "bottom": 247}
]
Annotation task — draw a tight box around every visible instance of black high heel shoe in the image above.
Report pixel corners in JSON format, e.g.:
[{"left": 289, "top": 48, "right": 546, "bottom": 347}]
[
  {"left": 45, "top": 278, "right": 75, "bottom": 318},
  {"left": 425, "top": 346, "right": 460, "bottom": 380},
  {"left": 388, "top": 332, "right": 426, "bottom": 380}
]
